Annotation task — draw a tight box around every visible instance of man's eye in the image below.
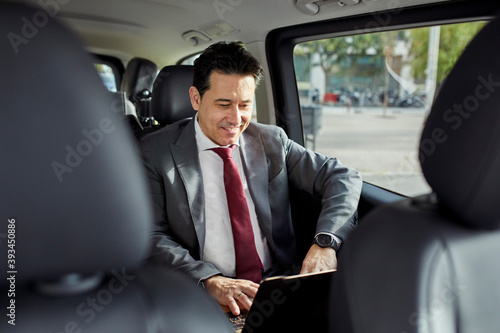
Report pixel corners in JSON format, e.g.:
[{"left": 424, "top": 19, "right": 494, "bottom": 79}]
[{"left": 219, "top": 104, "right": 230, "bottom": 107}]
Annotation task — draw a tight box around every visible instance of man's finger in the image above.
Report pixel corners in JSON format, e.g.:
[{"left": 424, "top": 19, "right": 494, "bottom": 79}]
[
  {"left": 300, "top": 263, "right": 313, "bottom": 274},
  {"left": 227, "top": 297, "right": 241, "bottom": 316},
  {"left": 236, "top": 293, "right": 253, "bottom": 311},
  {"left": 240, "top": 283, "right": 259, "bottom": 298}
]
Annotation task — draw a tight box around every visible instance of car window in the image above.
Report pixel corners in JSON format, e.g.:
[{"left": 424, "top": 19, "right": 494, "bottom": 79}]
[
  {"left": 293, "top": 21, "right": 486, "bottom": 196},
  {"left": 94, "top": 63, "right": 118, "bottom": 92}
]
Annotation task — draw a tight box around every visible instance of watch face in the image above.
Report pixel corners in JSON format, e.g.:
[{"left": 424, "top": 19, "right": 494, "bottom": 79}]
[{"left": 317, "top": 234, "right": 333, "bottom": 246}]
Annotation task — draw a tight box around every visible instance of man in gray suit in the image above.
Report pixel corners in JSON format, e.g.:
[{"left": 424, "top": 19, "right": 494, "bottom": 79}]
[{"left": 140, "top": 42, "right": 362, "bottom": 315}]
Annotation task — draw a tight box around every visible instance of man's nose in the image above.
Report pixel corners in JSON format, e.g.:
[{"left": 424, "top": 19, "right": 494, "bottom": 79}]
[{"left": 227, "top": 105, "right": 242, "bottom": 125}]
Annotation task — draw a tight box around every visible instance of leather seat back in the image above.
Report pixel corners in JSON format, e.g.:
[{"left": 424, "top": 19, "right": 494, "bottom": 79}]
[
  {"left": 330, "top": 12, "right": 500, "bottom": 333},
  {"left": 121, "top": 57, "right": 158, "bottom": 123},
  {"left": 152, "top": 65, "right": 196, "bottom": 125},
  {"left": 0, "top": 4, "right": 231, "bottom": 332}
]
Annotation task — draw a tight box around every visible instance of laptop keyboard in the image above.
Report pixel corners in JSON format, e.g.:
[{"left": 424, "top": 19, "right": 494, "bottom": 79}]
[{"left": 226, "top": 309, "right": 248, "bottom": 333}]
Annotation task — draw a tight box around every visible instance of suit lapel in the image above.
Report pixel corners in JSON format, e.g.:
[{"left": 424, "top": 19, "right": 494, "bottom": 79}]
[
  {"left": 170, "top": 121, "right": 273, "bottom": 253},
  {"left": 170, "top": 119, "right": 206, "bottom": 252},
  {"left": 240, "top": 125, "right": 273, "bottom": 240}
]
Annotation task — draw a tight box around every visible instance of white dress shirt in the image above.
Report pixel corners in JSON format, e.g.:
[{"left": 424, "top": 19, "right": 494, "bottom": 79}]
[{"left": 194, "top": 116, "right": 273, "bottom": 277}]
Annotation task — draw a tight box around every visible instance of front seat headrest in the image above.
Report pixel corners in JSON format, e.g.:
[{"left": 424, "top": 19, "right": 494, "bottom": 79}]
[
  {"left": 152, "top": 65, "right": 196, "bottom": 125},
  {"left": 0, "top": 3, "right": 152, "bottom": 283},
  {"left": 121, "top": 57, "right": 158, "bottom": 103},
  {"left": 419, "top": 16, "right": 500, "bottom": 230}
]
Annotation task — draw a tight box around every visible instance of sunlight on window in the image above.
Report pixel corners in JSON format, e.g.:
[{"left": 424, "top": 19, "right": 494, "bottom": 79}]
[
  {"left": 294, "top": 21, "right": 486, "bottom": 196},
  {"left": 94, "top": 63, "right": 117, "bottom": 92}
]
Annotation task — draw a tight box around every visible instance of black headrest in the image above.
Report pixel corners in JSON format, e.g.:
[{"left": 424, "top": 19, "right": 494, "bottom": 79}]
[
  {"left": 121, "top": 57, "right": 158, "bottom": 102},
  {"left": 419, "top": 16, "right": 500, "bottom": 230},
  {"left": 0, "top": 4, "right": 152, "bottom": 283},
  {"left": 152, "top": 65, "right": 197, "bottom": 125}
]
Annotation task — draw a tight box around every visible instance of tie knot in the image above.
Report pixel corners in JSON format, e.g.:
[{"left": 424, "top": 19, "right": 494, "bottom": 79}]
[{"left": 211, "top": 145, "right": 236, "bottom": 160}]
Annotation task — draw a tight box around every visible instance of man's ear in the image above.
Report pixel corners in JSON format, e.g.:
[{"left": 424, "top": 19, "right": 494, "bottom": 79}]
[{"left": 189, "top": 86, "right": 201, "bottom": 111}]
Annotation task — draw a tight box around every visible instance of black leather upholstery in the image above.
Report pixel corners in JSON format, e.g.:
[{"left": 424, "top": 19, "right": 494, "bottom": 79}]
[
  {"left": 0, "top": 3, "right": 231, "bottom": 332},
  {"left": 121, "top": 57, "right": 158, "bottom": 105},
  {"left": 419, "top": 18, "right": 500, "bottom": 230},
  {"left": 0, "top": 6, "right": 149, "bottom": 280},
  {"left": 121, "top": 57, "right": 158, "bottom": 122},
  {"left": 151, "top": 65, "right": 196, "bottom": 125},
  {"left": 330, "top": 14, "right": 500, "bottom": 333}
]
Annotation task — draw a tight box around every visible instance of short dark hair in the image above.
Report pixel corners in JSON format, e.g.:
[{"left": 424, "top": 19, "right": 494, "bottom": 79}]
[{"left": 193, "top": 41, "right": 264, "bottom": 98}]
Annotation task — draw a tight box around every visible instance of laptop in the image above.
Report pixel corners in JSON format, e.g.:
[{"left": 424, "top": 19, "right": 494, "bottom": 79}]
[{"left": 225, "top": 269, "right": 335, "bottom": 333}]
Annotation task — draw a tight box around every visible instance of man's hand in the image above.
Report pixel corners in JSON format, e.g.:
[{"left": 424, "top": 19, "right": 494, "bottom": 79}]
[
  {"left": 300, "top": 244, "right": 337, "bottom": 274},
  {"left": 203, "top": 275, "right": 260, "bottom": 316}
]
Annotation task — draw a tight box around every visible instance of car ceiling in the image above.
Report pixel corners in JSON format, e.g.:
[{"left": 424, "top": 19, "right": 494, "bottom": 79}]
[{"left": 15, "top": 0, "right": 449, "bottom": 67}]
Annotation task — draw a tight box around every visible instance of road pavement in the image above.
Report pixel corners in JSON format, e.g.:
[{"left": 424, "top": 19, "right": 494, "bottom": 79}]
[{"left": 306, "top": 105, "right": 432, "bottom": 196}]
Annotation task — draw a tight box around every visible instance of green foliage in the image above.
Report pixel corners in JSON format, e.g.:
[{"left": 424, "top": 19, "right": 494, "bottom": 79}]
[
  {"left": 296, "top": 32, "right": 385, "bottom": 74},
  {"left": 408, "top": 21, "right": 486, "bottom": 84},
  {"left": 293, "top": 21, "right": 487, "bottom": 93}
]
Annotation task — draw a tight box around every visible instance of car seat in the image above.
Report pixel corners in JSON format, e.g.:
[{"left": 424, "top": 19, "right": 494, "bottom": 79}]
[
  {"left": 329, "top": 12, "right": 500, "bottom": 333},
  {"left": 137, "top": 65, "right": 196, "bottom": 139},
  {"left": 152, "top": 65, "right": 196, "bottom": 125},
  {"left": 0, "top": 3, "right": 231, "bottom": 332},
  {"left": 121, "top": 57, "right": 159, "bottom": 126}
]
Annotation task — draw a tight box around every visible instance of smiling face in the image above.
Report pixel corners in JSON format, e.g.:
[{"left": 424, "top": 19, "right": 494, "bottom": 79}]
[{"left": 189, "top": 72, "right": 255, "bottom": 146}]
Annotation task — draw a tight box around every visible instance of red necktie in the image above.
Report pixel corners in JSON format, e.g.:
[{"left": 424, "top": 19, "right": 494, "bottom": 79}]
[{"left": 211, "top": 145, "right": 263, "bottom": 283}]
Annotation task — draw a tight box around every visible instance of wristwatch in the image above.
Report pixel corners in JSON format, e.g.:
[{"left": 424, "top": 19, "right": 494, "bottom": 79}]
[{"left": 313, "top": 233, "right": 341, "bottom": 251}]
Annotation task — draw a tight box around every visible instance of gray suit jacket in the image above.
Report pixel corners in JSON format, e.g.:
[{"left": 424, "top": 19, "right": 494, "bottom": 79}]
[{"left": 140, "top": 118, "right": 362, "bottom": 283}]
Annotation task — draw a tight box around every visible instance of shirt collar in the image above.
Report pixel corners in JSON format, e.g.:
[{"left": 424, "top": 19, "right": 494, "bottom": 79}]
[{"left": 194, "top": 113, "right": 241, "bottom": 151}]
